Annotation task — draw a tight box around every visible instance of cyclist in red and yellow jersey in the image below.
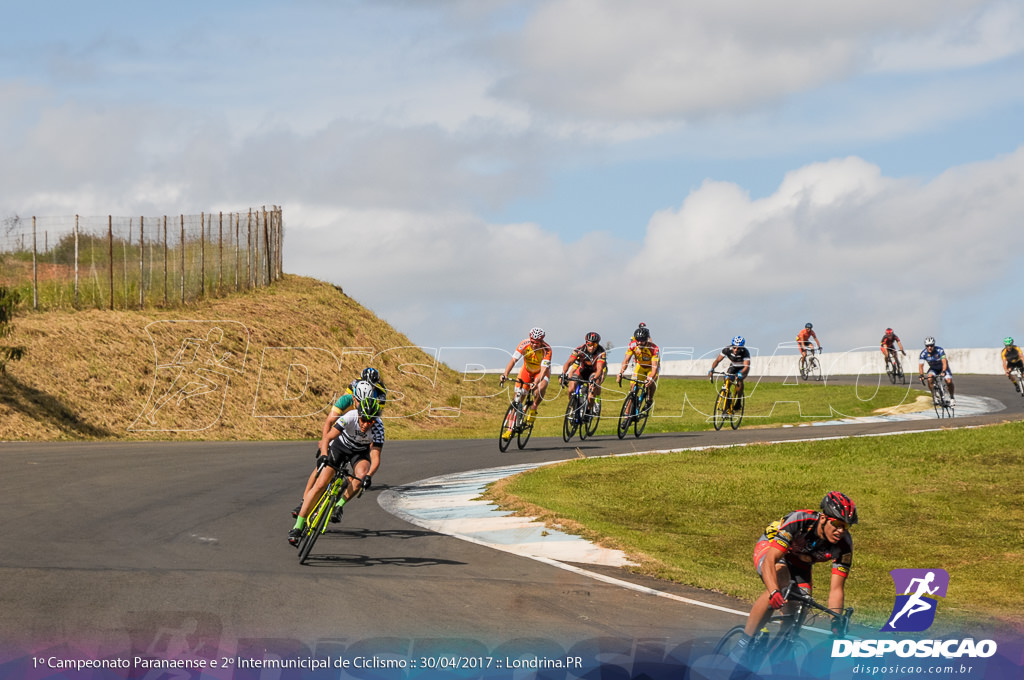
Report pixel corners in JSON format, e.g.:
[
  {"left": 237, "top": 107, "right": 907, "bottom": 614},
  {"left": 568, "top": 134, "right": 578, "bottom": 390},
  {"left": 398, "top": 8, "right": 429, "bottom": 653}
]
[
  {"left": 796, "top": 322, "right": 822, "bottom": 373},
  {"left": 617, "top": 323, "right": 660, "bottom": 406},
  {"left": 499, "top": 327, "right": 552, "bottom": 423}
]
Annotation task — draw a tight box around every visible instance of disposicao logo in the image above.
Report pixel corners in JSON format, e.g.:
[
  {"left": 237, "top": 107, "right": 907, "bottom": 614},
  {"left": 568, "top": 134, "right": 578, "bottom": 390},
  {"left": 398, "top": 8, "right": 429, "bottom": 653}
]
[
  {"left": 831, "top": 567, "right": 998, "bottom": 660},
  {"left": 880, "top": 568, "right": 949, "bottom": 632}
]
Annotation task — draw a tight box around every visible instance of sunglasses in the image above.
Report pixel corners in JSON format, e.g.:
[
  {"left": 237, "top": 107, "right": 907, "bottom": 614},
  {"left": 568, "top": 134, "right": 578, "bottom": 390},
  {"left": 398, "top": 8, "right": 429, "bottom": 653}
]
[{"left": 826, "top": 518, "right": 848, "bottom": 530}]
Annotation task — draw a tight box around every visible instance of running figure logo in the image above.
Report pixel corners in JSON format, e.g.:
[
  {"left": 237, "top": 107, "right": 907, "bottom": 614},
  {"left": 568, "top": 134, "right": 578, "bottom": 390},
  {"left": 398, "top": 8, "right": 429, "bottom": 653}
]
[{"left": 881, "top": 568, "right": 950, "bottom": 632}]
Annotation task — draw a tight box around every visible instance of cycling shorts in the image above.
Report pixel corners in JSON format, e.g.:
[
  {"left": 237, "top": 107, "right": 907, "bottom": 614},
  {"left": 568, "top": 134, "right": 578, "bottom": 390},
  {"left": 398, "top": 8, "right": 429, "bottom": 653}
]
[
  {"left": 324, "top": 440, "right": 371, "bottom": 472},
  {"left": 1007, "top": 360, "right": 1024, "bottom": 372},
  {"left": 517, "top": 366, "right": 547, "bottom": 385},
  {"left": 924, "top": 367, "right": 953, "bottom": 379},
  {"left": 726, "top": 365, "right": 745, "bottom": 379},
  {"left": 753, "top": 540, "right": 812, "bottom": 590}
]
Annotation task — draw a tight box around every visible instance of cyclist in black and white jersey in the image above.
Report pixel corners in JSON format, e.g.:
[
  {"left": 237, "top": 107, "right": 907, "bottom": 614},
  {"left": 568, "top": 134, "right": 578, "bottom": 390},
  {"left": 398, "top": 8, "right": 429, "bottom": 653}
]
[
  {"left": 288, "top": 396, "right": 385, "bottom": 545},
  {"left": 708, "top": 336, "right": 752, "bottom": 403}
]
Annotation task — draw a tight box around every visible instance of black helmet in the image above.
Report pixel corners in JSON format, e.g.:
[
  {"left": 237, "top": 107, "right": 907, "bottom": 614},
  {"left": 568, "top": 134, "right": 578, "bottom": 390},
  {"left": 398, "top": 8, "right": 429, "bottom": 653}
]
[
  {"left": 585, "top": 331, "right": 601, "bottom": 344},
  {"left": 634, "top": 324, "right": 650, "bottom": 342},
  {"left": 361, "top": 367, "right": 380, "bottom": 384},
  {"left": 805, "top": 323, "right": 813, "bottom": 329},
  {"left": 820, "top": 491, "right": 858, "bottom": 524},
  {"left": 358, "top": 396, "right": 383, "bottom": 419}
]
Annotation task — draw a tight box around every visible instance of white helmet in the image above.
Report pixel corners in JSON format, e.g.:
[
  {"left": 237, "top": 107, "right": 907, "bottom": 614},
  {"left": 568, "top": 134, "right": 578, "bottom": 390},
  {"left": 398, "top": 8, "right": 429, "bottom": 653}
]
[{"left": 353, "top": 380, "right": 375, "bottom": 401}]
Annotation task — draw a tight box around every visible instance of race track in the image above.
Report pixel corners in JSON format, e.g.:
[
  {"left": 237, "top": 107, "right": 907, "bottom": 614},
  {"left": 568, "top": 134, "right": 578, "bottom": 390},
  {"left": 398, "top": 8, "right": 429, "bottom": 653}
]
[{"left": 1, "top": 375, "right": 1020, "bottom": 676}]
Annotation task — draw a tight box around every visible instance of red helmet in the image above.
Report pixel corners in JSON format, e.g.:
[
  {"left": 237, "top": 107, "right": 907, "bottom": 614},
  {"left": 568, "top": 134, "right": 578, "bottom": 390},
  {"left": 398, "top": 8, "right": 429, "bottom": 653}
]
[{"left": 820, "top": 491, "right": 858, "bottom": 524}]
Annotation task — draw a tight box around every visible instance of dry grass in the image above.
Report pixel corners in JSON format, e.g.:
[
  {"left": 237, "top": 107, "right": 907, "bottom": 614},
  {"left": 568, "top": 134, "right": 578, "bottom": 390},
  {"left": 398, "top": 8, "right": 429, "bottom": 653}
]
[{"left": 0, "top": 274, "right": 500, "bottom": 441}]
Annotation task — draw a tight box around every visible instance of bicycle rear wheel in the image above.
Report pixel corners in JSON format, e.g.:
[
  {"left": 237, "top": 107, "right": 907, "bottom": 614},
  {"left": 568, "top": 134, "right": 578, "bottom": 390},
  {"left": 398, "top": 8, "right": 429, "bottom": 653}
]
[
  {"left": 584, "top": 400, "right": 600, "bottom": 438},
  {"left": 730, "top": 392, "right": 744, "bottom": 430},
  {"left": 498, "top": 403, "right": 517, "bottom": 452},
  {"left": 617, "top": 395, "right": 634, "bottom": 439}
]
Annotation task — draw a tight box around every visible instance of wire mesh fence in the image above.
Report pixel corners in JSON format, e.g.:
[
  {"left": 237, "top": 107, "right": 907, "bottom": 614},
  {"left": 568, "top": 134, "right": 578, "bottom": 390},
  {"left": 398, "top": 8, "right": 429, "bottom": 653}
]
[{"left": 0, "top": 207, "right": 283, "bottom": 310}]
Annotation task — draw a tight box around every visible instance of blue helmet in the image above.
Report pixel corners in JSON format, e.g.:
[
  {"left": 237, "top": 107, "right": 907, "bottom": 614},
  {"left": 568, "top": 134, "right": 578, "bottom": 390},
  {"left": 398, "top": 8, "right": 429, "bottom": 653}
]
[{"left": 731, "top": 336, "right": 745, "bottom": 347}]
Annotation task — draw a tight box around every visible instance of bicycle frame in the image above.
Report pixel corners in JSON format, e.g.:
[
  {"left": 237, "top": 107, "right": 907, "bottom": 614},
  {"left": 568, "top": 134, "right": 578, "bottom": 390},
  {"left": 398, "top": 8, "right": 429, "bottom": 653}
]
[
  {"left": 297, "top": 460, "right": 360, "bottom": 563},
  {"left": 499, "top": 379, "right": 537, "bottom": 451},
  {"left": 710, "top": 371, "right": 744, "bottom": 431},
  {"left": 617, "top": 377, "right": 650, "bottom": 439}
]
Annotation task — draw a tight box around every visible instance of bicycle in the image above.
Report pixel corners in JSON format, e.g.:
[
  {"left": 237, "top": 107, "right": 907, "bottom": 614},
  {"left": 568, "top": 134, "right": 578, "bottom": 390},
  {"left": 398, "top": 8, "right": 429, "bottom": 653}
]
[
  {"left": 920, "top": 374, "right": 954, "bottom": 418},
  {"left": 1009, "top": 366, "right": 1024, "bottom": 398},
  {"left": 562, "top": 375, "right": 600, "bottom": 442},
  {"left": 295, "top": 458, "right": 362, "bottom": 564},
  {"left": 710, "top": 371, "right": 744, "bottom": 431},
  {"left": 799, "top": 347, "right": 823, "bottom": 381},
  {"left": 498, "top": 379, "right": 536, "bottom": 452},
  {"left": 712, "top": 582, "right": 854, "bottom": 676},
  {"left": 884, "top": 348, "right": 906, "bottom": 384},
  {"left": 617, "top": 377, "right": 652, "bottom": 439}
]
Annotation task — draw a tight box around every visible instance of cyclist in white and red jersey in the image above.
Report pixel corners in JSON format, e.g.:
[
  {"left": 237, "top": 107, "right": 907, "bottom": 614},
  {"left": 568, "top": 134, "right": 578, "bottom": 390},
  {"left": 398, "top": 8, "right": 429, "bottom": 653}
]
[
  {"left": 729, "top": 491, "right": 857, "bottom": 663},
  {"left": 499, "top": 327, "right": 552, "bottom": 423}
]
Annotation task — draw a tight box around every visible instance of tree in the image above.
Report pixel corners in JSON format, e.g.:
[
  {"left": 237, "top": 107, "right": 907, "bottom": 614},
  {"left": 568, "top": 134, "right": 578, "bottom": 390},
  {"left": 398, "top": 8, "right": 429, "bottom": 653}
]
[{"left": 0, "top": 285, "right": 26, "bottom": 374}]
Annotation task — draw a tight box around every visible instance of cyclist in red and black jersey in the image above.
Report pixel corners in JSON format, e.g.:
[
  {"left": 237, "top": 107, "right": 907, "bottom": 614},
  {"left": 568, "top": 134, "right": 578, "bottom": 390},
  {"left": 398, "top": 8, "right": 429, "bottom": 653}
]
[
  {"left": 729, "top": 492, "right": 857, "bottom": 662},
  {"left": 880, "top": 328, "right": 906, "bottom": 363},
  {"left": 560, "top": 332, "right": 607, "bottom": 415}
]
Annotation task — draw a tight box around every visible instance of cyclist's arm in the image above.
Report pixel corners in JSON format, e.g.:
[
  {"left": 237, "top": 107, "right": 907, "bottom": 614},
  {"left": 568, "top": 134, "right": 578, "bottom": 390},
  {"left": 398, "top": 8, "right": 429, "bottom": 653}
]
[
  {"left": 827, "top": 570, "right": 847, "bottom": 613},
  {"left": 709, "top": 354, "right": 722, "bottom": 372},
  {"left": 500, "top": 355, "right": 519, "bottom": 381},
  {"left": 320, "top": 423, "right": 342, "bottom": 457},
  {"left": 648, "top": 354, "right": 661, "bottom": 380},
  {"left": 741, "top": 359, "right": 751, "bottom": 379},
  {"left": 366, "top": 443, "right": 382, "bottom": 479},
  {"left": 759, "top": 543, "right": 787, "bottom": 596}
]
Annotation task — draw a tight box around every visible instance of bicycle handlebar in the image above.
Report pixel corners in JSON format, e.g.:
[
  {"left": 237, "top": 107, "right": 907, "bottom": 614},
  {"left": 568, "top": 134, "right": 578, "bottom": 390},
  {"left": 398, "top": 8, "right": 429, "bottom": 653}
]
[{"left": 781, "top": 582, "right": 854, "bottom": 631}]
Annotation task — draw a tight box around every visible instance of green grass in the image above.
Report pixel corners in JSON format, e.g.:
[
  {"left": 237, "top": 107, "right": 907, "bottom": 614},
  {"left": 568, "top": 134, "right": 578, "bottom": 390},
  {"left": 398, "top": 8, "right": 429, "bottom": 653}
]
[{"left": 487, "top": 421, "right": 1024, "bottom": 636}]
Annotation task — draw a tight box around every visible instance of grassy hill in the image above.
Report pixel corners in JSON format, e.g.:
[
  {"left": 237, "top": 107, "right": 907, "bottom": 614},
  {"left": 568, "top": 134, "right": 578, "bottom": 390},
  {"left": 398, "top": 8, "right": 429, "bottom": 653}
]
[{"left": 0, "top": 275, "right": 497, "bottom": 441}]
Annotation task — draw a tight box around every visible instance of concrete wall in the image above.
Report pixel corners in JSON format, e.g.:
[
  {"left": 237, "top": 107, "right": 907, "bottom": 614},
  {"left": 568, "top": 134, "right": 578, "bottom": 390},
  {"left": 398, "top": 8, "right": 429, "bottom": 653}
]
[{"left": 660, "top": 347, "right": 1006, "bottom": 377}]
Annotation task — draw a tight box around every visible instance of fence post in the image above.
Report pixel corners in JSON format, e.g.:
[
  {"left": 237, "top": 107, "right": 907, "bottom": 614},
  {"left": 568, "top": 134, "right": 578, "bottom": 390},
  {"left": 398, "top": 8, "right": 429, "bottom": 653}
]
[
  {"left": 246, "top": 209, "right": 252, "bottom": 289},
  {"left": 200, "top": 212, "right": 206, "bottom": 298},
  {"left": 74, "top": 215, "right": 79, "bottom": 308},
  {"left": 108, "top": 216, "right": 113, "bottom": 311},
  {"left": 139, "top": 216, "right": 145, "bottom": 308},
  {"left": 163, "top": 216, "right": 168, "bottom": 306},
  {"left": 180, "top": 215, "right": 185, "bottom": 305},
  {"left": 218, "top": 211, "right": 223, "bottom": 294},
  {"left": 234, "top": 213, "right": 240, "bottom": 291},
  {"left": 32, "top": 216, "right": 38, "bottom": 310},
  {"left": 262, "top": 206, "right": 270, "bottom": 286}
]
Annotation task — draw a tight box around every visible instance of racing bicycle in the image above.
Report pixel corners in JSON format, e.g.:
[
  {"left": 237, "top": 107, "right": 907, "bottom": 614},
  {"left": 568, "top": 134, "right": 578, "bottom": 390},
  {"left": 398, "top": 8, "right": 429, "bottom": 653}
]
[
  {"left": 712, "top": 582, "right": 854, "bottom": 677},
  {"left": 562, "top": 375, "right": 600, "bottom": 442},
  {"left": 799, "top": 347, "right": 823, "bottom": 381},
  {"left": 884, "top": 348, "right": 906, "bottom": 384},
  {"left": 1009, "top": 366, "right": 1024, "bottom": 398},
  {"left": 920, "top": 373, "right": 954, "bottom": 418},
  {"left": 295, "top": 459, "right": 362, "bottom": 565},
  {"left": 710, "top": 371, "right": 744, "bottom": 431},
  {"left": 617, "top": 377, "right": 652, "bottom": 439},
  {"left": 499, "top": 379, "right": 536, "bottom": 452}
]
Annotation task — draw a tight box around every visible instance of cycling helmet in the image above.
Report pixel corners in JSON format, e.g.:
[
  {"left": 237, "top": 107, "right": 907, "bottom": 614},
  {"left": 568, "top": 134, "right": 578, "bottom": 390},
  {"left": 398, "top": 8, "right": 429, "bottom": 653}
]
[
  {"left": 358, "top": 396, "right": 383, "bottom": 419},
  {"left": 529, "top": 327, "right": 546, "bottom": 341},
  {"left": 820, "top": 491, "right": 858, "bottom": 525},
  {"left": 585, "top": 331, "right": 601, "bottom": 344},
  {"left": 352, "top": 380, "right": 375, "bottom": 401},
  {"left": 885, "top": 328, "right": 893, "bottom": 335},
  {"left": 361, "top": 367, "right": 380, "bottom": 384},
  {"left": 805, "top": 323, "right": 813, "bottom": 329},
  {"left": 924, "top": 336, "right": 936, "bottom": 347},
  {"left": 731, "top": 336, "right": 745, "bottom": 347},
  {"left": 634, "top": 324, "right": 650, "bottom": 342},
  {"left": 1004, "top": 337, "right": 1014, "bottom": 347}
]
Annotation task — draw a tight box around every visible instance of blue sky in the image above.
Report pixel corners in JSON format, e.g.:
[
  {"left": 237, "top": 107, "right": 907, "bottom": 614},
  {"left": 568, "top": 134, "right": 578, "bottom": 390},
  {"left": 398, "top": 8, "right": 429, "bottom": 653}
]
[{"left": 3, "top": 1, "right": 1024, "bottom": 368}]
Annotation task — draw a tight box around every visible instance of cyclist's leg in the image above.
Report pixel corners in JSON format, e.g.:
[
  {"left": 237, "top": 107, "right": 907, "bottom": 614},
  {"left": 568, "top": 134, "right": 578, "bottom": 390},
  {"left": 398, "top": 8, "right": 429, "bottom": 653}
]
[
  {"left": 945, "top": 370, "right": 955, "bottom": 400},
  {"left": 342, "top": 454, "right": 372, "bottom": 502},
  {"left": 746, "top": 543, "right": 794, "bottom": 636},
  {"left": 534, "top": 374, "right": 549, "bottom": 413}
]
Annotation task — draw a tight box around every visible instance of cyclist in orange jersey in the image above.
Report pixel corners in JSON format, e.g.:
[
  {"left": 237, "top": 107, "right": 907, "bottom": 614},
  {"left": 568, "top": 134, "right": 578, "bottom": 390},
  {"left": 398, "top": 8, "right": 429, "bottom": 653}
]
[
  {"left": 499, "top": 327, "right": 552, "bottom": 423},
  {"left": 796, "top": 322, "right": 822, "bottom": 373},
  {"left": 617, "top": 323, "right": 660, "bottom": 406}
]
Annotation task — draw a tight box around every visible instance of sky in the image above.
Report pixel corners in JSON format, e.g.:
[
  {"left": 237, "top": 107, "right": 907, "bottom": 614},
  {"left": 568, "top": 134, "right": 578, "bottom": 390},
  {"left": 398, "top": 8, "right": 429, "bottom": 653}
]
[{"left": 3, "top": 0, "right": 1024, "bottom": 369}]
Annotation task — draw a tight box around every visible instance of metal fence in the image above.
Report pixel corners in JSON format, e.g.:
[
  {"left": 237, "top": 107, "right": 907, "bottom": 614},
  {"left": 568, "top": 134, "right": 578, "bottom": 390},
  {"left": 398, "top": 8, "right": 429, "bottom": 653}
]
[{"left": 0, "top": 207, "right": 283, "bottom": 310}]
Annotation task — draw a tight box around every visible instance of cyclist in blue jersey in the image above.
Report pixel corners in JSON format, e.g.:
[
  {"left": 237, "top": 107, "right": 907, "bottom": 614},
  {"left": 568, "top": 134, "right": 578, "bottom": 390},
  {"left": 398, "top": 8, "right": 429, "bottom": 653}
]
[{"left": 918, "top": 337, "right": 955, "bottom": 407}]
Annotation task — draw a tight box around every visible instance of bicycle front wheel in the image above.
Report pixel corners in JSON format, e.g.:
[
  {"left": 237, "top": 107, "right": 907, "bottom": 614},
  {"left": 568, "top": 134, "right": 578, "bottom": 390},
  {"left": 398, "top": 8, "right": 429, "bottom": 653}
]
[
  {"left": 298, "top": 491, "right": 334, "bottom": 564},
  {"left": 885, "top": 356, "right": 896, "bottom": 383},
  {"left": 562, "top": 395, "right": 579, "bottom": 442},
  {"left": 809, "top": 357, "right": 822, "bottom": 381},
  {"left": 498, "top": 403, "right": 517, "bottom": 452},
  {"left": 617, "top": 395, "right": 634, "bottom": 439},
  {"left": 634, "top": 396, "right": 650, "bottom": 437},
  {"left": 713, "top": 388, "right": 728, "bottom": 431},
  {"left": 517, "top": 411, "right": 534, "bottom": 449},
  {"left": 584, "top": 400, "right": 600, "bottom": 438}
]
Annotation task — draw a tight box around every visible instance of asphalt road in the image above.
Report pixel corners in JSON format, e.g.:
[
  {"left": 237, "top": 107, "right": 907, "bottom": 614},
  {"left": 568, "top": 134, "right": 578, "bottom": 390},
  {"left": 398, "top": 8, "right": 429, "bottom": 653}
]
[{"left": 1, "top": 375, "right": 1020, "bottom": 675}]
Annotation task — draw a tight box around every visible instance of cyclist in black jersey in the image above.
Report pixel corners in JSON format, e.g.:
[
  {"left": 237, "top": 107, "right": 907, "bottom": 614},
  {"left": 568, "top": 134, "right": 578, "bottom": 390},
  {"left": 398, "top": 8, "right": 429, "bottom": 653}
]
[
  {"left": 729, "top": 491, "right": 857, "bottom": 663},
  {"left": 708, "top": 336, "right": 751, "bottom": 404},
  {"left": 559, "top": 332, "right": 607, "bottom": 414}
]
